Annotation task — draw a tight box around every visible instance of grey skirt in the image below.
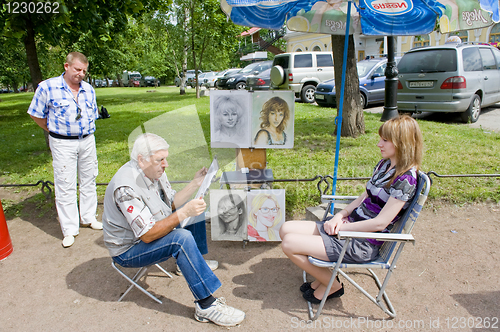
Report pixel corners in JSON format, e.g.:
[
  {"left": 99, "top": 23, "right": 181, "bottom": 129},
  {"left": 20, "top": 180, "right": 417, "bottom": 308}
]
[{"left": 316, "top": 222, "right": 380, "bottom": 263}]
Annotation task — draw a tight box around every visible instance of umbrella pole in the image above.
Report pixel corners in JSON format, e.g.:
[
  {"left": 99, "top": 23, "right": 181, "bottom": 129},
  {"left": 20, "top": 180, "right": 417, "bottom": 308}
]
[
  {"left": 380, "top": 36, "right": 399, "bottom": 121},
  {"left": 329, "top": 1, "right": 352, "bottom": 215}
]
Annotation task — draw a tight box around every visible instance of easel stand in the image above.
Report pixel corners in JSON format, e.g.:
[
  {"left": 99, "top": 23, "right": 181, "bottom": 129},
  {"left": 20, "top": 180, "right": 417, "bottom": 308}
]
[{"left": 220, "top": 148, "right": 274, "bottom": 248}]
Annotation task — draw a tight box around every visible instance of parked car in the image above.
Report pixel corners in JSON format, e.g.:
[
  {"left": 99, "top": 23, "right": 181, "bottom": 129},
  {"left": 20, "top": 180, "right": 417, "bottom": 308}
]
[
  {"left": 142, "top": 76, "right": 160, "bottom": 87},
  {"left": 188, "top": 72, "right": 217, "bottom": 88},
  {"left": 198, "top": 71, "right": 220, "bottom": 88},
  {"left": 397, "top": 42, "right": 500, "bottom": 123},
  {"left": 205, "top": 68, "right": 240, "bottom": 88},
  {"left": 270, "top": 51, "right": 334, "bottom": 103},
  {"left": 315, "top": 57, "right": 401, "bottom": 108},
  {"left": 217, "top": 61, "right": 272, "bottom": 90},
  {"left": 246, "top": 68, "right": 271, "bottom": 90},
  {"left": 174, "top": 70, "right": 202, "bottom": 87}
]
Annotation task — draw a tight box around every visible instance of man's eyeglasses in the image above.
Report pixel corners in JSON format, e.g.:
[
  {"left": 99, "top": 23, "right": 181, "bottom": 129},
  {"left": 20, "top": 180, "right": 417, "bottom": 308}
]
[{"left": 259, "top": 207, "right": 279, "bottom": 214}]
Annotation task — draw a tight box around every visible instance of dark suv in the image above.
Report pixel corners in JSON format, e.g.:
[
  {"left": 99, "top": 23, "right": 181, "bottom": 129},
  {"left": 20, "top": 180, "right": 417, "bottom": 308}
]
[
  {"left": 397, "top": 42, "right": 500, "bottom": 123},
  {"left": 217, "top": 61, "right": 272, "bottom": 90}
]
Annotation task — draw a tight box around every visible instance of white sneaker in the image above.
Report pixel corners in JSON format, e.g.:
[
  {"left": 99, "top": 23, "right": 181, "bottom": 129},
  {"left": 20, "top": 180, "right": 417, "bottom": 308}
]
[
  {"left": 194, "top": 298, "right": 245, "bottom": 326},
  {"left": 90, "top": 221, "right": 103, "bottom": 230},
  {"left": 81, "top": 221, "right": 103, "bottom": 230},
  {"left": 176, "top": 260, "right": 218, "bottom": 276},
  {"left": 205, "top": 260, "right": 219, "bottom": 271},
  {"left": 62, "top": 235, "right": 75, "bottom": 248}
]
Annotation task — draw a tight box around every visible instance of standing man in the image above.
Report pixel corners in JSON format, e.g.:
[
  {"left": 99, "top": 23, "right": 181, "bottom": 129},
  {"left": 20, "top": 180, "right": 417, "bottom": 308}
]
[
  {"left": 27, "top": 52, "right": 102, "bottom": 248},
  {"left": 102, "top": 133, "right": 245, "bottom": 326}
]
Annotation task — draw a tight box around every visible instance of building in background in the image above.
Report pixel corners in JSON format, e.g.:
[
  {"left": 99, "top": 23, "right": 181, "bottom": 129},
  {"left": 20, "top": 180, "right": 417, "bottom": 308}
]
[{"left": 283, "top": 23, "right": 500, "bottom": 60}]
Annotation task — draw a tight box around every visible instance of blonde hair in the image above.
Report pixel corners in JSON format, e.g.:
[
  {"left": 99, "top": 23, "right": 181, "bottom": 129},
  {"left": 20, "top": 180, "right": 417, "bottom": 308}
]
[
  {"left": 378, "top": 115, "right": 423, "bottom": 185},
  {"left": 249, "top": 193, "right": 282, "bottom": 241}
]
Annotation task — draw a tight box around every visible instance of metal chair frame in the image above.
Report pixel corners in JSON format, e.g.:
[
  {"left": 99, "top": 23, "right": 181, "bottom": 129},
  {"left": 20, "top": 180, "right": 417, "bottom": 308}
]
[
  {"left": 112, "top": 261, "right": 173, "bottom": 304},
  {"left": 304, "top": 171, "right": 431, "bottom": 320}
]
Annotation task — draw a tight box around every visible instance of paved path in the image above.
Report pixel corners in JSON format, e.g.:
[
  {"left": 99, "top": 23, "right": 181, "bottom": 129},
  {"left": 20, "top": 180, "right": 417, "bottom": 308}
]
[{"left": 366, "top": 103, "right": 500, "bottom": 132}]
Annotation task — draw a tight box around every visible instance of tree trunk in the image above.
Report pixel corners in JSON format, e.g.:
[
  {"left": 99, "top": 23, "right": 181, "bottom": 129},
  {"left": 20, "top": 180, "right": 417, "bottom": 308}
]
[
  {"left": 179, "top": 6, "right": 189, "bottom": 96},
  {"left": 23, "top": 16, "right": 49, "bottom": 149},
  {"left": 23, "top": 16, "right": 43, "bottom": 89},
  {"left": 331, "top": 35, "right": 365, "bottom": 138}
]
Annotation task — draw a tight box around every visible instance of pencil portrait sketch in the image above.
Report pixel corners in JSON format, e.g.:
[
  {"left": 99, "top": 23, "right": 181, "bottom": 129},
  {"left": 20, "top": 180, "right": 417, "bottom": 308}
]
[
  {"left": 210, "top": 190, "right": 248, "bottom": 241},
  {"left": 210, "top": 90, "right": 251, "bottom": 148}
]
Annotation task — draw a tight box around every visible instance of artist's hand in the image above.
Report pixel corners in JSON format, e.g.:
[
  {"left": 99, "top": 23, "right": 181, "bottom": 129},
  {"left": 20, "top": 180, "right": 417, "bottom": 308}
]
[
  {"left": 192, "top": 167, "right": 208, "bottom": 187},
  {"left": 180, "top": 198, "right": 206, "bottom": 219},
  {"left": 323, "top": 214, "right": 348, "bottom": 236}
]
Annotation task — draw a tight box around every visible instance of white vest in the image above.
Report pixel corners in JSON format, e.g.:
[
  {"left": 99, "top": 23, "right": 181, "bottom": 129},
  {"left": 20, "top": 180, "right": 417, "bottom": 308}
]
[{"left": 102, "top": 160, "right": 175, "bottom": 256}]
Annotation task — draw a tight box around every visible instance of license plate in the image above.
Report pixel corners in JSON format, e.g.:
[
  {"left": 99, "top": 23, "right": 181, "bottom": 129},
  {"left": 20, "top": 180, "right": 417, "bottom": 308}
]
[
  {"left": 315, "top": 94, "right": 324, "bottom": 100},
  {"left": 409, "top": 81, "right": 433, "bottom": 88}
]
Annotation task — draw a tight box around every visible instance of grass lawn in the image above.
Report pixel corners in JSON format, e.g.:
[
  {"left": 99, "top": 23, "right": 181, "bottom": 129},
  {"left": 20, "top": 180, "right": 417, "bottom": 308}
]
[{"left": 1, "top": 86, "right": 499, "bottom": 217}]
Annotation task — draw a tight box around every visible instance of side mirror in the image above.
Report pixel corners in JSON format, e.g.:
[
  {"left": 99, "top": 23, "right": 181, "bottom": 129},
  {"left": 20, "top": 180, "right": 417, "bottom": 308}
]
[{"left": 371, "top": 73, "right": 382, "bottom": 79}]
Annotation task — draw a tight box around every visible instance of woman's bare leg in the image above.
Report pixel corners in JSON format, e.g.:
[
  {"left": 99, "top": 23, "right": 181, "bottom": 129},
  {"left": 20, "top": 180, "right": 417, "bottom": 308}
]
[{"left": 280, "top": 220, "right": 342, "bottom": 297}]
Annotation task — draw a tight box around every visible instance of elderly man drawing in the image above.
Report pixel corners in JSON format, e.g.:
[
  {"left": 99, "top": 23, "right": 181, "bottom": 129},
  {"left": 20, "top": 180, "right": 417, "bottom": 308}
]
[{"left": 102, "top": 133, "right": 245, "bottom": 327}]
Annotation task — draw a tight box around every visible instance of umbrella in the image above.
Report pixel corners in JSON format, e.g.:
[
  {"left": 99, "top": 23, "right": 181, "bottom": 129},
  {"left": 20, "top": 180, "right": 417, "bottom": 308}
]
[
  {"left": 221, "top": 0, "right": 499, "bottom": 36},
  {"left": 220, "top": 0, "right": 500, "bottom": 208}
]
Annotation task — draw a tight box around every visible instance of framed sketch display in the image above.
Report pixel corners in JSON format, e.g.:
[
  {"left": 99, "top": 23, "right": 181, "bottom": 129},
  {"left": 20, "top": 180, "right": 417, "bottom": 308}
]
[
  {"left": 210, "top": 90, "right": 294, "bottom": 149},
  {"left": 251, "top": 91, "right": 295, "bottom": 149},
  {"left": 210, "top": 190, "right": 248, "bottom": 241},
  {"left": 247, "top": 189, "right": 286, "bottom": 242},
  {"left": 210, "top": 90, "right": 251, "bottom": 148}
]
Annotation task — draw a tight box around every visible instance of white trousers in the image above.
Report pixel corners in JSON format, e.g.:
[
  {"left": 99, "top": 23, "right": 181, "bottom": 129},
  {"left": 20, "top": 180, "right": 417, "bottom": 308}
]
[{"left": 49, "top": 134, "right": 98, "bottom": 237}]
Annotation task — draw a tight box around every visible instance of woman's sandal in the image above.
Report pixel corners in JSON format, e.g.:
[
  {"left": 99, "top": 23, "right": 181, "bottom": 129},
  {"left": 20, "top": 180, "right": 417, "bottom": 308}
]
[
  {"left": 300, "top": 275, "right": 341, "bottom": 293},
  {"left": 302, "top": 283, "right": 344, "bottom": 304}
]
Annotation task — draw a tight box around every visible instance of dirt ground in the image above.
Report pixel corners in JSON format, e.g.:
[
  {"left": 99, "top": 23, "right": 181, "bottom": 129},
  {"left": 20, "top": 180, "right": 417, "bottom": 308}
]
[{"left": 1, "top": 187, "right": 499, "bottom": 332}]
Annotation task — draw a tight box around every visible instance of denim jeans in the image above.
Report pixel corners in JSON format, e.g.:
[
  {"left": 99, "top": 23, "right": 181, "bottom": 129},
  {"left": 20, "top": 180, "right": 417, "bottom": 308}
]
[
  {"left": 113, "top": 217, "right": 220, "bottom": 300},
  {"left": 185, "top": 213, "right": 208, "bottom": 256}
]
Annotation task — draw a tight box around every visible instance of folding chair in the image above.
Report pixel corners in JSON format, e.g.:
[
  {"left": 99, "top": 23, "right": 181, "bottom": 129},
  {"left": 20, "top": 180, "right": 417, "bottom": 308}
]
[
  {"left": 304, "top": 171, "right": 431, "bottom": 320},
  {"left": 112, "top": 261, "right": 173, "bottom": 304}
]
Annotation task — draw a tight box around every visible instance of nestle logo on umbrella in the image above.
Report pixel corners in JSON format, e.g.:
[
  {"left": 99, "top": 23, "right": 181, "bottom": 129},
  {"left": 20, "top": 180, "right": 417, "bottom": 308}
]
[{"left": 369, "top": 0, "right": 413, "bottom": 15}]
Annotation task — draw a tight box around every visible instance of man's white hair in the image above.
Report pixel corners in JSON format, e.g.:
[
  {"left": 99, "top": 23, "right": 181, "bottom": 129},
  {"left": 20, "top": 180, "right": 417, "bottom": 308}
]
[{"left": 131, "top": 133, "right": 169, "bottom": 161}]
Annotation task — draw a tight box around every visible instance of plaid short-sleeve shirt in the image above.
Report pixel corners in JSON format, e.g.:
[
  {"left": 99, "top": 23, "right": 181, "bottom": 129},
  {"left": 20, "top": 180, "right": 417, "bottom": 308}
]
[{"left": 27, "top": 73, "right": 98, "bottom": 137}]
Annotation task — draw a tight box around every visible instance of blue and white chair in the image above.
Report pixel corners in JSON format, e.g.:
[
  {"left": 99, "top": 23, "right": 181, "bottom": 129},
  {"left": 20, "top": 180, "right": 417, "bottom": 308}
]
[{"left": 304, "top": 171, "right": 431, "bottom": 320}]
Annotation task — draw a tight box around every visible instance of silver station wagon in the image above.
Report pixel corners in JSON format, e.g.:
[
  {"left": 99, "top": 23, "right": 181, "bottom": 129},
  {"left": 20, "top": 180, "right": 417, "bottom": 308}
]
[{"left": 397, "top": 43, "right": 500, "bottom": 123}]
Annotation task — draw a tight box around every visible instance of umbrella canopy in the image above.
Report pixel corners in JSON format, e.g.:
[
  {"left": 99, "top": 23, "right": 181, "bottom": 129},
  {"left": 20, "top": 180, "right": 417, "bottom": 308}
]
[
  {"left": 221, "top": 0, "right": 499, "bottom": 36},
  {"left": 220, "top": 0, "right": 499, "bottom": 206}
]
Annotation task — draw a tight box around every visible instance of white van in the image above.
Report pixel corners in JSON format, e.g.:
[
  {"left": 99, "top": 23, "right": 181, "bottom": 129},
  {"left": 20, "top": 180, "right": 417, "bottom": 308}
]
[{"left": 270, "top": 52, "right": 334, "bottom": 103}]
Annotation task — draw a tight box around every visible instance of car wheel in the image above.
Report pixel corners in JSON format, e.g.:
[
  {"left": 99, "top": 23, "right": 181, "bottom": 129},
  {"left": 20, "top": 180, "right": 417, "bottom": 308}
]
[
  {"left": 360, "top": 93, "right": 366, "bottom": 109},
  {"left": 236, "top": 82, "right": 246, "bottom": 90},
  {"left": 270, "top": 65, "right": 285, "bottom": 86},
  {"left": 461, "top": 94, "right": 481, "bottom": 123},
  {"left": 301, "top": 85, "right": 316, "bottom": 103}
]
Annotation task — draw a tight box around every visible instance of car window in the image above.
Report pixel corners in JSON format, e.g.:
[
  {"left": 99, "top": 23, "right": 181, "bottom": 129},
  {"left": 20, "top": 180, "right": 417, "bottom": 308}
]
[
  {"left": 240, "top": 62, "right": 264, "bottom": 73},
  {"left": 273, "top": 56, "right": 289, "bottom": 69},
  {"left": 294, "top": 54, "right": 313, "bottom": 68},
  {"left": 373, "top": 64, "right": 386, "bottom": 76},
  {"left": 493, "top": 48, "right": 500, "bottom": 69},
  {"left": 462, "top": 48, "right": 482, "bottom": 71},
  {"left": 255, "top": 62, "right": 272, "bottom": 72},
  {"left": 357, "top": 61, "right": 378, "bottom": 77},
  {"left": 479, "top": 48, "right": 496, "bottom": 70},
  {"left": 316, "top": 54, "right": 333, "bottom": 67},
  {"left": 398, "top": 49, "right": 457, "bottom": 73}
]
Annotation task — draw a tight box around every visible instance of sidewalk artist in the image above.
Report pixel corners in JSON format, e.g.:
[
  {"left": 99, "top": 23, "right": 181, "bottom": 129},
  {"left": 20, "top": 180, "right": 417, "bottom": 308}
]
[{"left": 102, "top": 133, "right": 245, "bottom": 327}]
